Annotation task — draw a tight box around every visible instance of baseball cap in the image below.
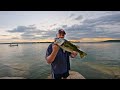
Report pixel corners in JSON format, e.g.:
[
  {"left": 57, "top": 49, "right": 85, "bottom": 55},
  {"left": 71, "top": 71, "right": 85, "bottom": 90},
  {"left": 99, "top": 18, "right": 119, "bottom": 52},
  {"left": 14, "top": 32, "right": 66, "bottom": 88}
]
[{"left": 58, "top": 29, "right": 66, "bottom": 35}]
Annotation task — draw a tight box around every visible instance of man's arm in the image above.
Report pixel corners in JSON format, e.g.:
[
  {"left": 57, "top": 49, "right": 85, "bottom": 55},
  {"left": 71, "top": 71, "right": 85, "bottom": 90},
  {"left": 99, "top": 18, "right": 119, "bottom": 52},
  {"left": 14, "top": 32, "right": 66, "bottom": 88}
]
[
  {"left": 46, "top": 44, "right": 59, "bottom": 64},
  {"left": 70, "top": 51, "right": 78, "bottom": 58}
]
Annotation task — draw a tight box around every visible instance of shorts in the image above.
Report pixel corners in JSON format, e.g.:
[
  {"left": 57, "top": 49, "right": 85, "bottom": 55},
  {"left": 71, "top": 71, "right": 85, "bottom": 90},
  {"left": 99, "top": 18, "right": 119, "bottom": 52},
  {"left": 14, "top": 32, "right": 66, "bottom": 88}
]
[{"left": 52, "top": 71, "right": 69, "bottom": 79}]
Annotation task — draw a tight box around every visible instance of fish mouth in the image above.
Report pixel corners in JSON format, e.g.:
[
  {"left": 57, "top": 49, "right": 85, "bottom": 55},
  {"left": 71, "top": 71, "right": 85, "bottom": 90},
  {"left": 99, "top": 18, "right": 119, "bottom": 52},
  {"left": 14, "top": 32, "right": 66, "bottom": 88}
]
[
  {"left": 59, "top": 39, "right": 65, "bottom": 46},
  {"left": 54, "top": 38, "right": 65, "bottom": 46}
]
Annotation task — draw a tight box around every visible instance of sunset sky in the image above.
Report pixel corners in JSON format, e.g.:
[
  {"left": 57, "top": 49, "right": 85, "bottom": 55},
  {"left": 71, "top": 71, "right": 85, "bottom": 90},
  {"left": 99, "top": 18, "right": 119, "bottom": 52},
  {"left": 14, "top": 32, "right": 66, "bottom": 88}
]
[{"left": 0, "top": 11, "right": 120, "bottom": 43}]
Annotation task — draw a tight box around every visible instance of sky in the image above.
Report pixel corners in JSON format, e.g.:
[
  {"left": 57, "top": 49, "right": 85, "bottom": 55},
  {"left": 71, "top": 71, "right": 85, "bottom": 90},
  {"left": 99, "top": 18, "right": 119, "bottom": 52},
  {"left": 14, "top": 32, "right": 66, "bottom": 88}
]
[{"left": 0, "top": 11, "right": 120, "bottom": 43}]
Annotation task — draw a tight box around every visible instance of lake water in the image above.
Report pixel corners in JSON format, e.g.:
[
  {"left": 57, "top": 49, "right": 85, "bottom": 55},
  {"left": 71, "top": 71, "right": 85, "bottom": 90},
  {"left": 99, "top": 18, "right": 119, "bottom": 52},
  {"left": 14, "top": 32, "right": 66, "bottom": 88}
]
[{"left": 0, "top": 43, "right": 120, "bottom": 79}]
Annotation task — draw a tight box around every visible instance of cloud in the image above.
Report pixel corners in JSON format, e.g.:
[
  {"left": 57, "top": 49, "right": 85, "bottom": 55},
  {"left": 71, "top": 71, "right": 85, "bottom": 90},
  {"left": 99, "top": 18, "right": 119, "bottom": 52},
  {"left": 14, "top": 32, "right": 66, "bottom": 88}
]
[
  {"left": 21, "top": 34, "right": 32, "bottom": 39},
  {"left": 0, "top": 35, "right": 9, "bottom": 36},
  {"left": 32, "top": 35, "right": 50, "bottom": 39},
  {"left": 44, "top": 30, "right": 56, "bottom": 38},
  {"left": 11, "top": 37, "right": 20, "bottom": 39},
  {"left": 7, "top": 26, "right": 31, "bottom": 33},
  {"left": 49, "top": 23, "right": 57, "bottom": 27},
  {"left": 83, "top": 12, "right": 120, "bottom": 26},
  {"left": 7, "top": 25, "right": 50, "bottom": 39},
  {"left": 74, "top": 15, "right": 83, "bottom": 20},
  {"left": 64, "top": 12, "right": 120, "bottom": 39},
  {"left": 62, "top": 25, "right": 67, "bottom": 28},
  {"left": 6, "top": 12, "right": 120, "bottom": 41},
  {"left": 69, "top": 13, "right": 75, "bottom": 18},
  {"left": 0, "top": 35, "right": 12, "bottom": 40},
  {"left": 21, "top": 34, "right": 34, "bottom": 37}
]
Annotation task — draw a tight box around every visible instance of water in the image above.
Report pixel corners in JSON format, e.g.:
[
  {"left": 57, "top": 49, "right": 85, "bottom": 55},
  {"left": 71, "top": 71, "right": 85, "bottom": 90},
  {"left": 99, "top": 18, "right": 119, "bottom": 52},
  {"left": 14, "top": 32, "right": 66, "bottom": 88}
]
[{"left": 0, "top": 43, "right": 120, "bottom": 79}]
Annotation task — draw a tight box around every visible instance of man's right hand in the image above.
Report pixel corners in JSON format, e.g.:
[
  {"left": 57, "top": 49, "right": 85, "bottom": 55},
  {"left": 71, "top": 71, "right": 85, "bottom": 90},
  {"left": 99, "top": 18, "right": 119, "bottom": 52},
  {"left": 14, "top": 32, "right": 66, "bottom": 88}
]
[
  {"left": 52, "top": 44, "right": 59, "bottom": 52},
  {"left": 46, "top": 44, "right": 60, "bottom": 64}
]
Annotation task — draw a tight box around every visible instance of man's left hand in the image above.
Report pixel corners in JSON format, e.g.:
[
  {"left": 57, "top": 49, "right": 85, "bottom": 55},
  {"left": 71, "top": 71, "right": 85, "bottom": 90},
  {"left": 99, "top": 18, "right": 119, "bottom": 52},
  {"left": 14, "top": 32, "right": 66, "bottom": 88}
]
[{"left": 71, "top": 51, "right": 78, "bottom": 58}]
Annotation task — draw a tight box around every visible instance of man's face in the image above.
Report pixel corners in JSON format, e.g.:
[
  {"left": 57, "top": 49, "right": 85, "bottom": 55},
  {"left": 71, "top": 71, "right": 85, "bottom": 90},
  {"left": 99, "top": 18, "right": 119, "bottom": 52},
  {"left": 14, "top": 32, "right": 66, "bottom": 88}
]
[{"left": 57, "top": 33, "right": 65, "bottom": 38}]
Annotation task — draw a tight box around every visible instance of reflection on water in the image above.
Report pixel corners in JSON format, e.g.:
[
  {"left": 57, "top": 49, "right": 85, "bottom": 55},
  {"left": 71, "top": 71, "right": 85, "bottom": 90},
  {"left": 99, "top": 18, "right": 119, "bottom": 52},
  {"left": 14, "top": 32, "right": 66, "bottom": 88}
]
[{"left": 0, "top": 43, "right": 120, "bottom": 79}]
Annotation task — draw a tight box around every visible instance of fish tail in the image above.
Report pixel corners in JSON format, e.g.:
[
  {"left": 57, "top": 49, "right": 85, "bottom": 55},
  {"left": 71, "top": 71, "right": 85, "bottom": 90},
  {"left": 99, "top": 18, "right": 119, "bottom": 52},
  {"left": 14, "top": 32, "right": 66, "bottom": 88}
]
[{"left": 79, "top": 51, "right": 87, "bottom": 58}]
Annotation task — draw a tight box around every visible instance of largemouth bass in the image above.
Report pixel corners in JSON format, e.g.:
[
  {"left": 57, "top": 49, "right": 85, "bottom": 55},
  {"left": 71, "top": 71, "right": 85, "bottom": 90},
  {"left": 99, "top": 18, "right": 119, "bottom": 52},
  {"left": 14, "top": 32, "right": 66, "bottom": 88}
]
[{"left": 54, "top": 38, "right": 87, "bottom": 58}]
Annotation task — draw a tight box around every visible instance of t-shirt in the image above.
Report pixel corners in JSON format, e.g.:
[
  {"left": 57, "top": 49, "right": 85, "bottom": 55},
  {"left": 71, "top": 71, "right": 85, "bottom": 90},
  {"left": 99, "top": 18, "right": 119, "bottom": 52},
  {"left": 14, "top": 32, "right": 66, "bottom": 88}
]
[{"left": 46, "top": 43, "right": 71, "bottom": 74}]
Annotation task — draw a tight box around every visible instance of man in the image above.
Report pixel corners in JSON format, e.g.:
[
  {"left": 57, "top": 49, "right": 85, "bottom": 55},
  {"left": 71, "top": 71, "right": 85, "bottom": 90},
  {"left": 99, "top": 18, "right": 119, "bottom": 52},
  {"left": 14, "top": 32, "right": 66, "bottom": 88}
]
[{"left": 45, "top": 29, "right": 78, "bottom": 79}]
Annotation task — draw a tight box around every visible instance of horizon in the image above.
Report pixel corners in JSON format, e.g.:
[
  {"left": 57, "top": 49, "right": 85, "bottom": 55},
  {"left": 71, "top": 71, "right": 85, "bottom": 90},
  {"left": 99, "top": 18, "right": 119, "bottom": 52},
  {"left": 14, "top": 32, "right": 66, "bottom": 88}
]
[
  {"left": 0, "top": 11, "right": 120, "bottom": 43},
  {"left": 0, "top": 38, "right": 120, "bottom": 44}
]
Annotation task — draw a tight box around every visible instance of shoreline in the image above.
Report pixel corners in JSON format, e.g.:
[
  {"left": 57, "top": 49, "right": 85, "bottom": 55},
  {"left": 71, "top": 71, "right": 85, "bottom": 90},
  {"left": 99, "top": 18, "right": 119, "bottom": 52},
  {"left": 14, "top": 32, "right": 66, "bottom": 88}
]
[{"left": 0, "top": 42, "right": 120, "bottom": 45}]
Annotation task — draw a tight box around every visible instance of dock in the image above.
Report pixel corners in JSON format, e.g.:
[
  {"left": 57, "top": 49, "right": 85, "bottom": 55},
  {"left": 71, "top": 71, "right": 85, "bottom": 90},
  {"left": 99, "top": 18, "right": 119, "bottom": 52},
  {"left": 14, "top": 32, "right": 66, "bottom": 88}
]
[{"left": 47, "top": 70, "right": 85, "bottom": 79}]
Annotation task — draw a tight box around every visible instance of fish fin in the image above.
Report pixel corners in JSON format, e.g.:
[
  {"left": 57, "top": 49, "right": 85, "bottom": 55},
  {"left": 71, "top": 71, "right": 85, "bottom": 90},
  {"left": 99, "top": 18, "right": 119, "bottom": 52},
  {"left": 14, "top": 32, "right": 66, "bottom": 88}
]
[
  {"left": 76, "top": 45, "right": 80, "bottom": 48},
  {"left": 63, "top": 49, "right": 66, "bottom": 53},
  {"left": 79, "top": 51, "right": 87, "bottom": 58}
]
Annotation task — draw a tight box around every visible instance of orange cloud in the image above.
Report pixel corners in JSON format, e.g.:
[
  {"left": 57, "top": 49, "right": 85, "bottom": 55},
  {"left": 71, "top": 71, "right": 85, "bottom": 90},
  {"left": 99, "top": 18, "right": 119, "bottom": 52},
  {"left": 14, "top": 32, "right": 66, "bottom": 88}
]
[{"left": 79, "top": 37, "right": 116, "bottom": 42}]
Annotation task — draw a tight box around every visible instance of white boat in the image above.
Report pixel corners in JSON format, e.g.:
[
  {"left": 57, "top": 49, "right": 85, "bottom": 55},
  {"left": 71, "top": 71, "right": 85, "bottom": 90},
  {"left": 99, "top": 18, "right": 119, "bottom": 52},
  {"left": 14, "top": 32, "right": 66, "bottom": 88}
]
[{"left": 9, "top": 43, "right": 18, "bottom": 47}]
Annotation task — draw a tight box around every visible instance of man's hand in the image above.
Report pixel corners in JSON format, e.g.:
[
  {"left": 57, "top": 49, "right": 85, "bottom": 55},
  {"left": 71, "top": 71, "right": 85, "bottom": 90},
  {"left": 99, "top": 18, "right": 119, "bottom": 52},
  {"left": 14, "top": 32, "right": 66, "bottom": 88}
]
[
  {"left": 46, "top": 44, "right": 59, "bottom": 64},
  {"left": 52, "top": 44, "right": 59, "bottom": 52},
  {"left": 71, "top": 51, "right": 78, "bottom": 58}
]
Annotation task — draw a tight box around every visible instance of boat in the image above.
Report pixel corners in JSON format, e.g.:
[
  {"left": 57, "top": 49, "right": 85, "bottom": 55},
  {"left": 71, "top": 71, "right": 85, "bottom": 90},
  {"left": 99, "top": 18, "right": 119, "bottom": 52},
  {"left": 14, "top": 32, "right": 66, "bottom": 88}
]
[{"left": 9, "top": 43, "right": 18, "bottom": 47}]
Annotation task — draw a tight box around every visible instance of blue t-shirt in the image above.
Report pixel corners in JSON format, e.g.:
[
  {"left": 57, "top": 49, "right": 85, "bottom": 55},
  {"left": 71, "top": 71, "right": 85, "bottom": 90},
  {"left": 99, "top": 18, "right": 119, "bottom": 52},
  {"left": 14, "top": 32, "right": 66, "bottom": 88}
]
[{"left": 46, "top": 43, "right": 71, "bottom": 74}]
